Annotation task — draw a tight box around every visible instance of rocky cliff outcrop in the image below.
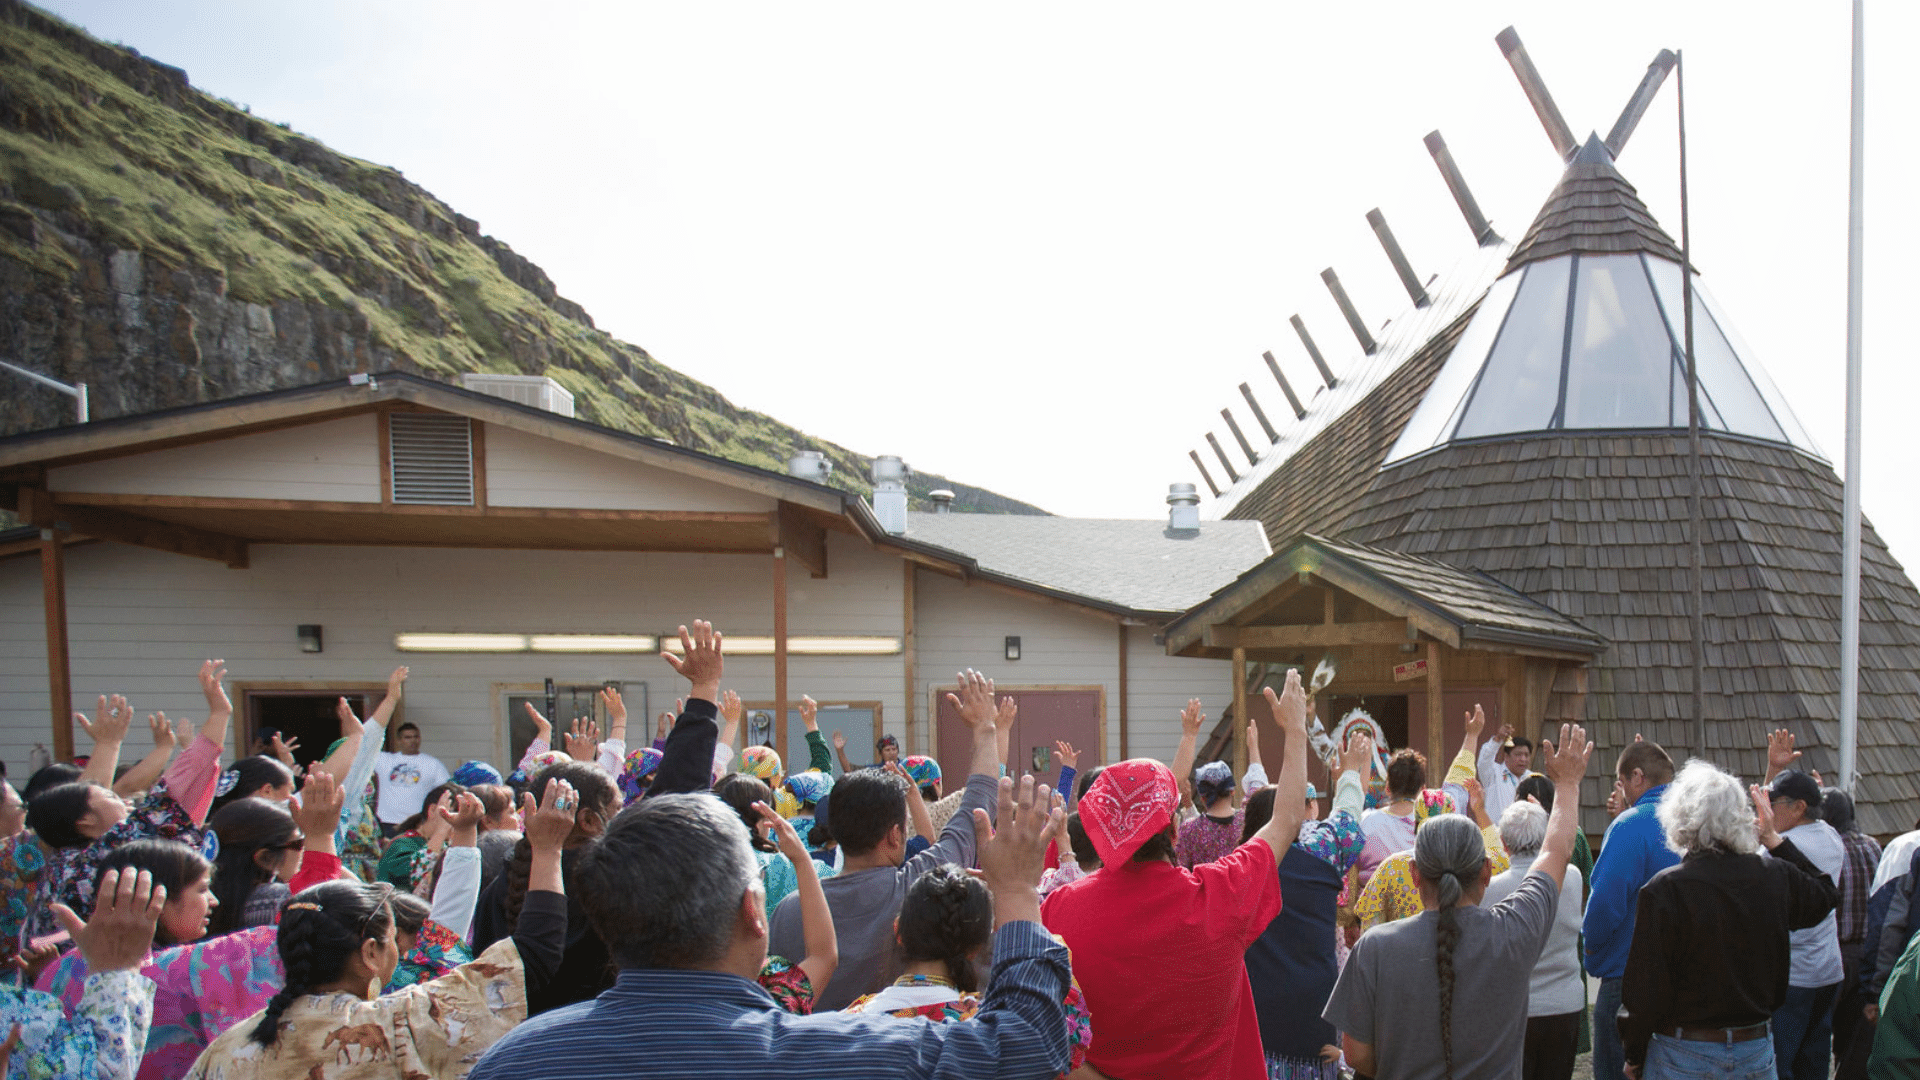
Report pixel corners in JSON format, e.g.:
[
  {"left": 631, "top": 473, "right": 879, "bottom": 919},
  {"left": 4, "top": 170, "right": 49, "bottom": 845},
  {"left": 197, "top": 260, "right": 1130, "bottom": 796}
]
[{"left": 0, "top": 0, "right": 1040, "bottom": 513}]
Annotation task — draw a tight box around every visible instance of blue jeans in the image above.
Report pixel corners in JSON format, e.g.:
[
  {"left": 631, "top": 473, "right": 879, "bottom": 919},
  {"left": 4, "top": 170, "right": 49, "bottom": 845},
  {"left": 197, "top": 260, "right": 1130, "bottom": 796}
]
[
  {"left": 1594, "top": 977, "right": 1625, "bottom": 1080},
  {"left": 1644, "top": 1032, "right": 1774, "bottom": 1080},
  {"left": 1771, "top": 982, "right": 1839, "bottom": 1080}
]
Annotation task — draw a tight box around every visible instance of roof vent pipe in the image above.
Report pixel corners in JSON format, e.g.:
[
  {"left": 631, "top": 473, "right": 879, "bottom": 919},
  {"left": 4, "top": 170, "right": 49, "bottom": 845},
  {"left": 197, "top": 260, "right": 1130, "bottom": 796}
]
[
  {"left": 1238, "top": 382, "right": 1280, "bottom": 443},
  {"left": 1366, "top": 209, "right": 1431, "bottom": 308},
  {"left": 1320, "top": 269, "right": 1376, "bottom": 355},
  {"left": 1423, "top": 132, "right": 1498, "bottom": 246},
  {"left": 787, "top": 449, "right": 833, "bottom": 482},
  {"left": 928, "top": 489, "right": 955, "bottom": 513},
  {"left": 1204, "top": 433, "right": 1241, "bottom": 483},
  {"left": 1167, "top": 483, "right": 1201, "bottom": 531},
  {"left": 1221, "top": 408, "right": 1259, "bottom": 466},
  {"left": 1189, "top": 451, "right": 1222, "bottom": 498},
  {"left": 1262, "top": 351, "right": 1308, "bottom": 419},
  {"left": 1604, "top": 49, "right": 1678, "bottom": 158},
  {"left": 1495, "top": 26, "right": 1578, "bottom": 161},
  {"left": 1289, "top": 316, "right": 1339, "bottom": 389},
  {"left": 870, "top": 455, "right": 910, "bottom": 535}
]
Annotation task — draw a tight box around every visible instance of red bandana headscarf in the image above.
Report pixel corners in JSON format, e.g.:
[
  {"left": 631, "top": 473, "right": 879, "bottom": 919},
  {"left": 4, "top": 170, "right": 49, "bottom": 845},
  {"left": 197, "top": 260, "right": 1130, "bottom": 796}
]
[{"left": 1079, "top": 758, "right": 1179, "bottom": 865}]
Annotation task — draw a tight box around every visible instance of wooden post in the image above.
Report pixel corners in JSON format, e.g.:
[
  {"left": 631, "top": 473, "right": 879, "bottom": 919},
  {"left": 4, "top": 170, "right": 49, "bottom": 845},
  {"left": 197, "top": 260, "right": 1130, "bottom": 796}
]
[
  {"left": 902, "top": 563, "right": 917, "bottom": 753},
  {"left": 41, "top": 529, "right": 73, "bottom": 762},
  {"left": 1426, "top": 641, "right": 1444, "bottom": 770},
  {"left": 1116, "top": 624, "right": 1129, "bottom": 763},
  {"left": 1231, "top": 647, "right": 1248, "bottom": 800},
  {"left": 773, "top": 548, "right": 789, "bottom": 752}
]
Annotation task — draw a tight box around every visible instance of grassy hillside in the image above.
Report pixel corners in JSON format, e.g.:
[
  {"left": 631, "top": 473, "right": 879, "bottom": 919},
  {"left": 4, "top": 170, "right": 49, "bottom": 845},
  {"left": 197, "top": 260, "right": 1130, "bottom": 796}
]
[{"left": 0, "top": 1, "right": 1040, "bottom": 513}]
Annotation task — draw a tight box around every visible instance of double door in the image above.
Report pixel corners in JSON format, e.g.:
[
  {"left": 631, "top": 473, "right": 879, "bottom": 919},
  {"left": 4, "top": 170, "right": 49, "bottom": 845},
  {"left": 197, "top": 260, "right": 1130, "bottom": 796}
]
[{"left": 933, "top": 685, "right": 1104, "bottom": 792}]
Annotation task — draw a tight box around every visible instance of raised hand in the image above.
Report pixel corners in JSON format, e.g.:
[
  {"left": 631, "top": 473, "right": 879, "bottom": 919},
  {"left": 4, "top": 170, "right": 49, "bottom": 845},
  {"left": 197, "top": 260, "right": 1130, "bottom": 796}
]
[
  {"left": 437, "top": 790, "right": 485, "bottom": 845},
  {"left": 598, "top": 685, "right": 627, "bottom": 729},
  {"left": 199, "top": 660, "right": 231, "bottom": 719},
  {"left": 752, "top": 800, "right": 810, "bottom": 863},
  {"left": 292, "top": 768, "right": 345, "bottom": 841},
  {"left": 524, "top": 779, "right": 579, "bottom": 855},
  {"left": 1749, "top": 784, "right": 1782, "bottom": 848},
  {"left": 336, "top": 696, "right": 364, "bottom": 738},
  {"left": 1767, "top": 729, "right": 1802, "bottom": 777},
  {"left": 946, "top": 670, "right": 1000, "bottom": 733},
  {"left": 523, "top": 701, "right": 553, "bottom": 745},
  {"left": 831, "top": 729, "right": 846, "bottom": 752},
  {"left": 76, "top": 695, "right": 134, "bottom": 747},
  {"left": 1052, "top": 740, "right": 1079, "bottom": 771},
  {"left": 269, "top": 733, "right": 299, "bottom": 767},
  {"left": 564, "top": 718, "right": 600, "bottom": 762},
  {"left": 1607, "top": 778, "right": 1627, "bottom": 819},
  {"left": 973, "top": 774, "right": 1061, "bottom": 926},
  {"left": 1494, "top": 722, "right": 1514, "bottom": 746},
  {"left": 386, "top": 666, "right": 410, "bottom": 697},
  {"left": 800, "top": 695, "right": 820, "bottom": 732},
  {"left": 662, "top": 621, "right": 725, "bottom": 701},
  {"left": 1261, "top": 668, "right": 1308, "bottom": 739},
  {"left": 996, "top": 695, "right": 1018, "bottom": 729},
  {"left": 1539, "top": 723, "right": 1593, "bottom": 787},
  {"left": 1463, "top": 778, "right": 1489, "bottom": 826},
  {"left": 52, "top": 867, "right": 165, "bottom": 974},
  {"left": 654, "top": 710, "right": 672, "bottom": 743},
  {"left": 1464, "top": 704, "right": 1486, "bottom": 743},
  {"left": 1341, "top": 730, "right": 1376, "bottom": 781},
  {"left": 1180, "top": 698, "right": 1205, "bottom": 738},
  {"left": 147, "top": 711, "right": 177, "bottom": 755},
  {"left": 719, "top": 690, "right": 744, "bottom": 728},
  {"left": 421, "top": 791, "right": 455, "bottom": 842}
]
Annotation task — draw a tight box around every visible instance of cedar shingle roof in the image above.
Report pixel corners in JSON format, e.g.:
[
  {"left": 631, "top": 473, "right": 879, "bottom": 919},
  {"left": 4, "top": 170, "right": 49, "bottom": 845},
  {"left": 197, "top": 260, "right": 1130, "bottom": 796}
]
[
  {"left": 1504, "top": 135, "right": 1683, "bottom": 274},
  {"left": 1338, "top": 433, "right": 1920, "bottom": 836}
]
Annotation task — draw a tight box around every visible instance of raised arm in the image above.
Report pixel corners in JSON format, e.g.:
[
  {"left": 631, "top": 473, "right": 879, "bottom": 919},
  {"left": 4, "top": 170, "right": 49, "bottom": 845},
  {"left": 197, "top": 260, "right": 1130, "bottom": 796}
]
[
  {"left": 195, "top": 660, "right": 232, "bottom": 751},
  {"left": 52, "top": 867, "right": 164, "bottom": 1080},
  {"left": 889, "top": 761, "right": 937, "bottom": 844},
  {"left": 428, "top": 792, "right": 485, "bottom": 940},
  {"left": 1765, "top": 729, "right": 1802, "bottom": 784},
  {"left": 76, "top": 696, "right": 134, "bottom": 784},
  {"left": 649, "top": 622, "right": 723, "bottom": 797},
  {"left": 599, "top": 685, "right": 628, "bottom": 747},
  {"left": 111, "top": 713, "right": 179, "bottom": 796},
  {"left": 1250, "top": 670, "right": 1309, "bottom": 857},
  {"left": 1530, "top": 723, "right": 1593, "bottom": 888},
  {"left": 802, "top": 697, "right": 834, "bottom": 773},
  {"left": 510, "top": 779, "right": 577, "bottom": 997},
  {"left": 757, "top": 802, "right": 837, "bottom": 997},
  {"left": 1170, "top": 699, "right": 1204, "bottom": 809},
  {"left": 832, "top": 729, "right": 856, "bottom": 775}
]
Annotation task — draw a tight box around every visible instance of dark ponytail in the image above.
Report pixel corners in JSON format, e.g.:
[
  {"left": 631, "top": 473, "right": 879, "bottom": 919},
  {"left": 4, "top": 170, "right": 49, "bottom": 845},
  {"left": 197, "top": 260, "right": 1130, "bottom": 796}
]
[
  {"left": 1412, "top": 814, "right": 1486, "bottom": 1080},
  {"left": 713, "top": 773, "right": 777, "bottom": 853},
  {"left": 209, "top": 756, "right": 295, "bottom": 816},
  {"left": 896, "top": 863, "right": 992, "bottom": 993},
  {"left": 503, "top": 761, "right": 616, "bottom": 931},
  {"left": 251, "top": 881, "right": 395, "bottom": 1046},
  {"left": 206, "top": 797, "right": 299, "bottom": 937}
]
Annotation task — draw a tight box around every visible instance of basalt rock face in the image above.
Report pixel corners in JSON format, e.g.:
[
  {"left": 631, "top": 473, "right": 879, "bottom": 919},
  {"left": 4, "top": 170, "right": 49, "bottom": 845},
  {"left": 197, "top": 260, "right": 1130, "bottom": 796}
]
[{"left": 0, "top": 1, "right": 1040, "bottom": 514}]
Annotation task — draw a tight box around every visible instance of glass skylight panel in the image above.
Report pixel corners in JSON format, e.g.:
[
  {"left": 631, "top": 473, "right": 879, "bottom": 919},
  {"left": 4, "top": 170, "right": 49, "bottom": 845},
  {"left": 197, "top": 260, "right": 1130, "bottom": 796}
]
[
  {"left": 1561, "top": 255, "right": 1679, "bottom": 429},
  {"left": 1694, "top": 280, "right": 1821, "bottom": 455},
  {"left": 1383, "top": 270, "right": 1523, "bottom": 462},
  {"left": 1644, "top": 257, "right": 1789, "bottom": 445},
  {"left": 1453, "top": 257, "right": 1569, "bottom": 440}
]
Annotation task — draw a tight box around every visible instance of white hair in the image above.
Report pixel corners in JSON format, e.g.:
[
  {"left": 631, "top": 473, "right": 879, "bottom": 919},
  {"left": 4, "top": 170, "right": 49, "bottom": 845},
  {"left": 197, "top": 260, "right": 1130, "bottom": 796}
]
[
  {"left": 1498, "top": 799, "right": 1548, "bottom": 857},
  {"left": 1656, "top": 759, "right": 1758, "bottom": 856}
]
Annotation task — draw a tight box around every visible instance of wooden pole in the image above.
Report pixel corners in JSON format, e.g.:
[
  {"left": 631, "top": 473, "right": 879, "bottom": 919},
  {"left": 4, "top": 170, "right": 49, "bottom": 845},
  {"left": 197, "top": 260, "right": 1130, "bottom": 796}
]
[
  {"left": 1679, "top": 49, "right": 1708, "bottom": 766},
  {"left": 1426, "top": 641, "right": 1444, "bottom": 771},
  {"left": 1117, "top": 624, "right": 1129, "bottom": 763},
  {"left": 902, "top": 562, "right": 917, "bottom": 753},
  {"left": 773, "top": 548, "right": 789, "bottom": 753},
  {"left": 1231, "top": 647, "right": 1248, "bottom": 803},
  {"left": 41, "top": 529, "right": 73, "bottom": 762}
]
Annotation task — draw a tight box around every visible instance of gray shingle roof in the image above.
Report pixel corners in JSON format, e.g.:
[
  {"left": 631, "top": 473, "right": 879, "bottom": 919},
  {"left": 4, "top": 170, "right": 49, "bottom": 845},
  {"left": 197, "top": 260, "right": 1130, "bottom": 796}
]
[
  {"left": 1504, "top": 134, "right": 1682, "bottom": 274},
  {"left": 902, "top": 512, "right": 1271, "bottom": 615}
]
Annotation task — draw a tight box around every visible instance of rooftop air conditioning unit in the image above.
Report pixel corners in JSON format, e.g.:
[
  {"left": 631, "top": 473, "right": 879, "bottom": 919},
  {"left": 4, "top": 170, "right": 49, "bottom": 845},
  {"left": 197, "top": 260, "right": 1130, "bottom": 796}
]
[{"left": 459, "top": 373, "right": 576, "bottom": 418}]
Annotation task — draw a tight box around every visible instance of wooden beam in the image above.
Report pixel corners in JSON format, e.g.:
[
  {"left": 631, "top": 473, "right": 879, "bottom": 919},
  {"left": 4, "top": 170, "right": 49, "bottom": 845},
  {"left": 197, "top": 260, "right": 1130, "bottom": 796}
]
[
  {"left": 41, "top": 529, "right": 73, "bottom": 762},
  {"left": 1306, "top": 561, "right": 1462, "bottom": 647},
  {"left": 1117, "top": 623, "right": 1130, "bottom": 763},
  {"left": 1426, "top": 640, "right": 1444, "bottom": 769},
  {"left": 773, "top": 548, "right": 789, "bottom": 753},
  {"left": 20, "top": 489, "right": 250, "bottom": 568},
  {"left": 55, "top": 491, "right": 773, "bottom": 524},
  {"left": 1207, "top": 620, "right": 1414, "bottom": 649},
  {"left": 470, "top": 420, "right": 488, "bottom": 510},
  {"left": 902, "top": 563, "right": 917, "bottom": 754},
  {"left": 377, "top": 410, "right": 394, "bottom": 510},
  {"left": 777, "top": 501, "right": 829, "bottom": 579},
  {"left": 1231, "top": 647, "right": 1248, "bottom": 802},
  {"left": 1323, "top": 587, "right": 1336, "bottom": 624}
]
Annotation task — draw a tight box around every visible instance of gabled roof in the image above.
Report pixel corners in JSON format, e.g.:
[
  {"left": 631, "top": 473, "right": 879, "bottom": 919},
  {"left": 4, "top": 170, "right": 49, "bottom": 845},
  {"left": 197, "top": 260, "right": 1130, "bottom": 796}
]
[
  {"left": 1504, "top": 134, "right": 1682, "bottom": 274},
  {"left": 902, "top": 511, "right": 1271, "bottom": 616},
  {"left": 1163, "top": 532, "right": 1608, "bottom": 658}
]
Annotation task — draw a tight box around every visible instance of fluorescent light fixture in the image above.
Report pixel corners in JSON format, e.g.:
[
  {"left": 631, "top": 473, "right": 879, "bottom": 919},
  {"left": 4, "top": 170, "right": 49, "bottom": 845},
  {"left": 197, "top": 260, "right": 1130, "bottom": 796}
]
[
  {"left": 659, "top": 635, "right": 901, "bottom": 656},
  {"left": 396, "top": 633, "right": 528, "bottom": 652},
  {"left": 396, "top": 633, "right": 658, "bottom": 653},
  {"left": 527, "top": 634, "right": 658, "bottom": 653}
]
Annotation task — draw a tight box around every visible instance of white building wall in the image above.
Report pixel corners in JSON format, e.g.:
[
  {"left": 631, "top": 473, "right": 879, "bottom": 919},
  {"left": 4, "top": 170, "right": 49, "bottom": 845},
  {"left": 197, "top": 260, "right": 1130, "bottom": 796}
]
[
  {"left": 46, "top": 416, "right": 380, "bottom": 502},
  {"left": 909, "top": 569, "right": 1229, "bottom": 767},
  {"left": 482, "top": 426, "right": 774, "bottom": 512}
]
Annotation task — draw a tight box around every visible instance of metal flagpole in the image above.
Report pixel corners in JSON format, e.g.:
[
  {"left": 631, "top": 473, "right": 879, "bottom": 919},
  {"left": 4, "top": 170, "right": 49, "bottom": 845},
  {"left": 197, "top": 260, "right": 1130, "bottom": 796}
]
[
  {"left": 1678, "top": 52, "right": 1706, "bottom": 765},
  {"left": 1840, "top": 0, "right": 1866, "bottom": 790}
]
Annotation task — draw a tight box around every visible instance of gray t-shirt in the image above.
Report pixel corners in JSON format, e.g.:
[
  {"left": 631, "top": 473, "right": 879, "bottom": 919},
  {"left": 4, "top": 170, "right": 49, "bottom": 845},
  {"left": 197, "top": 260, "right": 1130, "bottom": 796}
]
[
  {"left": 768, "top": 770, "right": 997, "bottom": 1010},
  {"left": 1324, "top": 868, "right": 1558, "bottom": 1080}
]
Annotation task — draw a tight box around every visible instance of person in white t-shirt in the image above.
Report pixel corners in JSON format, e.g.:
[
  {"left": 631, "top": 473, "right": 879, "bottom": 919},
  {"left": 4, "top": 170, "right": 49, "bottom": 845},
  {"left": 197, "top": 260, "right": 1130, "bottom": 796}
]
[
  {"left": 1763, "top": 762, "right": 1846, "bottom": 1080},
  {"left": 374, "top": 720, "right": 450, "bottom": 834}
]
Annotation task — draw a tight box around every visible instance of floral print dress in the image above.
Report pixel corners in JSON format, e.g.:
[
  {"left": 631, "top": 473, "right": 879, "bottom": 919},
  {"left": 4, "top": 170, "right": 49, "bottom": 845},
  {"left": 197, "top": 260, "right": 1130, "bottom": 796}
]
[
  {"left": 0, "top": 969, "right": 153, "bottom": 1080},
  {"left": 844, "top": 972, "right": 1094, "bottom": 1077}
]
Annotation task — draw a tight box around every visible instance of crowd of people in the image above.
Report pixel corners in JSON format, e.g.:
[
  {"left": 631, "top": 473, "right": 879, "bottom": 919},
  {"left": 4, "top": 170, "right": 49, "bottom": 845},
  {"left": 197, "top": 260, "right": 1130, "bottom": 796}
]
[{"left": 0, "top": 620, "right": 1913, "bottom": 1079}]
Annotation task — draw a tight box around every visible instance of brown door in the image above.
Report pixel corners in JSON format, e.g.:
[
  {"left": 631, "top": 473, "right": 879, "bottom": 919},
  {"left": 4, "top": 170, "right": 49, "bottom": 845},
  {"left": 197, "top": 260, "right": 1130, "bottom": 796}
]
[{"left": 935, "top": 687, "right": 1102, "bottom": 791}]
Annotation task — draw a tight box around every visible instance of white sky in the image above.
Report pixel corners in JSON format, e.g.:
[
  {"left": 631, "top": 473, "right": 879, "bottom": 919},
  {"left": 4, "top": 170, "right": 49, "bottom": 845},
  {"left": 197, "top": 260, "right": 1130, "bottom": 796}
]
[{"left": 40, "top": 1, "right": 1920, "bottom": 574}]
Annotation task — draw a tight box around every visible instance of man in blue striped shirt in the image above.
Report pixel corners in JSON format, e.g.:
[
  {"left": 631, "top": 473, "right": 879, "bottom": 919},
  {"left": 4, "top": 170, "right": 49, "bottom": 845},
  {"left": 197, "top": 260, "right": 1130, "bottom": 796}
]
[{"left": 469, "top": 772, "right": 1072, "bottom": 1080}]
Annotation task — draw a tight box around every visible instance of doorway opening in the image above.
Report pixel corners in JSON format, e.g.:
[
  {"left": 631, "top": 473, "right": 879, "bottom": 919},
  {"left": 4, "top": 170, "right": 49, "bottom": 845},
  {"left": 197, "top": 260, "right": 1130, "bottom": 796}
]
[{"left": 239, "top": 684, "right": 394, "bottom": 771}]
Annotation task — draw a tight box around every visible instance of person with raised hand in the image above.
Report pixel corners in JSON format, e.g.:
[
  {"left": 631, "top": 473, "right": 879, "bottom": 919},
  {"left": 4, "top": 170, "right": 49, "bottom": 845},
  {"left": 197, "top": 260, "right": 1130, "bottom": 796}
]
[
  {"left": 0, "top": 866, "right": 169, "bottom": 1080},
  {"left": 185, "top": 779, "right": 579, "bottom": 1080},
  {"left": 109, "top": 712, "right": 183, "bottom": 799},
  {"left": 768, "top": 669, "right": 1007, "bottom": 1010},
  {"left": 1616, "top": 763, "right": 1838, "bottom": 1080},
  {"left": 469, "top": 776, "right": 1072, "bottom": 1080},
  {"left": 1325, "top": 723, "right": 1592, "bottom": 1080},
  {"left": 1043, "top": 669, "right": 1312, "bottom": 1079},
  {"left": 372, "top": 671, "right": 449, "bottom": 840},
  {"left": 328, "top": 667, "right": 406, "bottom": 880}
]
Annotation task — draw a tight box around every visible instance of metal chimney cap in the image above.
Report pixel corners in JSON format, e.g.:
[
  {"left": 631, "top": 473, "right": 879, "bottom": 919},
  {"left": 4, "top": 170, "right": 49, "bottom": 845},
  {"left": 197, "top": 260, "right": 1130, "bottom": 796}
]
[
  {"left": 1167, "top": 482, "right": 1200, "bottom": 506},
  {"left": 871, "top": 455, "right": 910, "bottom": 484},
  {"left": 928, "top": 489, "right": 956, "bottom": 513}
]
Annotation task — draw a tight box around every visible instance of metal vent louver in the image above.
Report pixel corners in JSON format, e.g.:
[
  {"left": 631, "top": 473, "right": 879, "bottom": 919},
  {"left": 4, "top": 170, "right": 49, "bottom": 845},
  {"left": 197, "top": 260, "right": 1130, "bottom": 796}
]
[{"left": 389, "top": 414, "right": 474, "bottom": 505}]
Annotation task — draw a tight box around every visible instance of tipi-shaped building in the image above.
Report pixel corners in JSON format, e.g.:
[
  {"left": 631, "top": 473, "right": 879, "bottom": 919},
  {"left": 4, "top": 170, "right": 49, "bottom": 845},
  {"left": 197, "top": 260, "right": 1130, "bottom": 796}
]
[{"left": 1188, "top": 54, "right": 1920, "bottom": 834}]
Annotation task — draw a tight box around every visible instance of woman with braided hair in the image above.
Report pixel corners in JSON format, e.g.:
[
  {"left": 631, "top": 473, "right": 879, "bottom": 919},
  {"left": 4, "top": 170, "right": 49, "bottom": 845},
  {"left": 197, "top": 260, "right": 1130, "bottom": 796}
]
[
  {"left": 1324, "top": 722, "right": 1592, "bottom": 1080},
  {"left": 182, "top": 777, "right": 579, "bottom": 1080}
]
